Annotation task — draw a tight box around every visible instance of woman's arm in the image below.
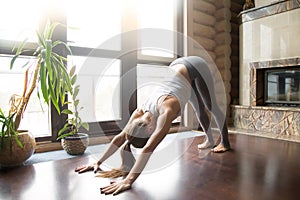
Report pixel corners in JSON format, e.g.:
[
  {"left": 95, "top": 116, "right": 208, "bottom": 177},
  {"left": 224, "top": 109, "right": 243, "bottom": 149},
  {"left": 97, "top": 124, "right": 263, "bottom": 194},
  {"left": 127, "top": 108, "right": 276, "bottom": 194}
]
[
  {"left": 100, "top": 105, "right": 178, "bottom": 195},
  {"left": 75, "top": 109, "right": 143, "bottom": 173},
  {"left": 125, "top": 108, "right": 175, "bottom": 181},
  {"left": 75, "top": 131, "right": 127, "bottom": 173},
  {"left": 97, "top": 132, "right": 127, "bottom": 163}
]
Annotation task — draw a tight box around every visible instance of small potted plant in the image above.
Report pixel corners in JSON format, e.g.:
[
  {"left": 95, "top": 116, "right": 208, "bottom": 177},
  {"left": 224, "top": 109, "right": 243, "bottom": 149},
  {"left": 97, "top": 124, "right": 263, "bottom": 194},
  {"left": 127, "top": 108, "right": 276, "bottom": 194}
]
[
  {"left": 0, "top": 21, "right": 73, "bottom": 167},
  {"left": 57, "top": 65, "right": 89, "bottom": 155},
  {"left": 0, "top": 109, "right": 36, "bottom": 167}
]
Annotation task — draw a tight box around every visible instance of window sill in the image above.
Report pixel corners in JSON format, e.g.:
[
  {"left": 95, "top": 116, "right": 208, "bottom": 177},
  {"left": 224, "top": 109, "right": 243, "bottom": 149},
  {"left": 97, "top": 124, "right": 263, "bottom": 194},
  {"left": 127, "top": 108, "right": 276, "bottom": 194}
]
[
  {"left": 34, "top": 126, "right": 193, "bottom": 153},
  {"left": 35, "top": 135, "right": 115, "bottom": 153}
]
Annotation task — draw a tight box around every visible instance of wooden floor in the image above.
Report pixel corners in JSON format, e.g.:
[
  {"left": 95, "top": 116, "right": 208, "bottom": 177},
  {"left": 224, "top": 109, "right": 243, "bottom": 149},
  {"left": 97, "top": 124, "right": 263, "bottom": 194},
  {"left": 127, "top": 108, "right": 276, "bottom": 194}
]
[{"left": 1, "top": 133, "right": 300, "bottom": 200}]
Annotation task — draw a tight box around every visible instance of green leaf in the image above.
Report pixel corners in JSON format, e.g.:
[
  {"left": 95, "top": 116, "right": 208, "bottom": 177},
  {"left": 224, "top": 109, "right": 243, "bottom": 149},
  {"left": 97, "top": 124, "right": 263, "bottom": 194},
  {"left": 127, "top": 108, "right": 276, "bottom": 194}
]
[
  {"left": 0, "top": 111, "right": 22, "bottom": 151},
  {"left": 61, "top": 86, "right": 66, "bottom": 104},
  {"left": 13, "top": 134, "right": 23, "bottom": 148},
  {"left": 73, "top": 85, "right": 80, "bottom": 99},
  {"left": 20, "top": 60, "right": 30, "bottom": 69},
  {"left": 51, "top": 54, "right": 71, "bottom": 91},
  {"left": 68, "top": 118, "right": 75, "bottom": 125},
  {"left": 36, "top": 89, "right": 45, "bottom": 112},
  {"left": 33, "top": 46, "right": 42, "bottom": 56},
  {"left": 39, "top": 62, "right": 49, "bottom": 104},
  {"left": 12, "top": 38, "right": 28, "bottom": 55},
  {"left": 45, "top": 21, "right": 59, "bottom": 40},
  {"left": 52, "top": 41, "right": 72, "bottom": 55},
  {"left": 41, "top": 49, "right": 47, "bottom": 61},
  {"left": 63, "top": 101, "right": 72, "bottom": 105},
  {"left": 36, "top": 30, "right": 46, "bottom": 48},
  {"left": 75, "top": 110, "right": 79, "bottom": 117},
  {"left": 43, "top": 20, "right": 50, "bottom": 39},
  {"left": 52, "top": 52, "right": 68, "bottom": 62},
  {"left": 10, "top": 53, "right": 21, "bottom": 70},
  {"left": 69, "top": 65, "right": 76, "bottom": 77},
  {"left": 71, "top": 74, "right": 77, "bottom": 85},
  {"left": 62, "top": 109, "right": 73, "bottom": 115},
  {"left": 57, "top": 132, "right": 74, "bottom": 140},
  {"left": 58, "top": 123, "right": 70, "bottom": 136},
  {"left": 48, "top": 78, "right": 60, "bottom": 114},
  {"left": 52, "top": 60, "right": 61, "bottom": 102},
  {"left": 52, "top": 40, "right": 63, "bottom": 48},
  {"left": 74, "top": 99, "right": 79, "bottom": 107},
  {"left": 81, "top": 122, "right": 89, "bottom": 131},
  {"left": 45, "top": 40, "right": 53, "bottom": 80}
]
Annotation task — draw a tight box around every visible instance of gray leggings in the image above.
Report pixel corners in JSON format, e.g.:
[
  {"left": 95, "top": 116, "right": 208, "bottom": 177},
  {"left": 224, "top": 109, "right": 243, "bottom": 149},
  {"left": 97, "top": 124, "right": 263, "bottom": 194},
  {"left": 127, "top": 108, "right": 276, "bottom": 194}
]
[{"left": 170, "top": 56, "right": 230, "bottom": 148}]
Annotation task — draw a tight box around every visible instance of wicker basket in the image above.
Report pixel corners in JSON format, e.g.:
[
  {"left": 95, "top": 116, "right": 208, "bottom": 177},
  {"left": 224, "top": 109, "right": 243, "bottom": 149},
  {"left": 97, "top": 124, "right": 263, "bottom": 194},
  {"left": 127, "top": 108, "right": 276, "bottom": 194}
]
[
  {"left": 61, "top": 133, "right": 89, "bottom": 155},
  {"left": 0, "top": 131, "right": 36, "bottom": 167}
]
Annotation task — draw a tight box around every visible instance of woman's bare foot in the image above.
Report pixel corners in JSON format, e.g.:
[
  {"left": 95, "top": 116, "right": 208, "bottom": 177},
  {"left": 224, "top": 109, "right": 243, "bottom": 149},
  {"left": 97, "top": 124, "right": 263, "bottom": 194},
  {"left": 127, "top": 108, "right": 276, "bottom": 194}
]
[
  {"left": 197, "top": 139, "right": 214, "bottom": 149},
  {"left": 211, "top": 144, "right": 230, "bottom": 153}
]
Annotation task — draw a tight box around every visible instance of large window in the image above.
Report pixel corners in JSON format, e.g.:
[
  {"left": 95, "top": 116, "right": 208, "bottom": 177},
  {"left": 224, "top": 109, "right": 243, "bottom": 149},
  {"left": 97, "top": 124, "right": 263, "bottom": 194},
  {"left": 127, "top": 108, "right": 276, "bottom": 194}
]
[
  {"left": 137, "top": 0, "right": 175, "bottom": 58},
  {"left": 67, "top": 56, "right": 121, "bottom": 122},
  {"left": 0, "top": 0, "right": 42, "bottom": 43},
  {"left": 0, "top": 55, "right": 50, "bottom": 137},
  {"left": 0, "top": 0, "right": 183, "bottom": 142},
  {"left": 66, "top": 0, "right": 122, "bottom": 50}
]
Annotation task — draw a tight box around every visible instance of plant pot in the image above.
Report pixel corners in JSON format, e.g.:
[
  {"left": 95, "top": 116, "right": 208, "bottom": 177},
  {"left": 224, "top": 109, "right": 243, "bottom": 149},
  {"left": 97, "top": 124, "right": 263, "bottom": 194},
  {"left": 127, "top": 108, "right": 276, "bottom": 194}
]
[
  {"left": 61, "top": 133, "right": 89, "bottom": 155},
  {"left": 0, "top": 131, "right": 36, "bottom": 167}
]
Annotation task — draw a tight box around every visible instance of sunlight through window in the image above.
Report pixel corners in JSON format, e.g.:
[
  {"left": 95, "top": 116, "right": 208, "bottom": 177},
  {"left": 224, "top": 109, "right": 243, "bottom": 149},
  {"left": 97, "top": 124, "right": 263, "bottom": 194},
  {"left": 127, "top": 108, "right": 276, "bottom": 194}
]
[
  {"left": 0, "top": 55, "right": 50, "bottom": 137},
  {"left": 137, "top": 0, "right": 175, "bottom": 57},
  {"left": 0, "top": 0, "right": 43, "bottom": 42},
  {"left": 66, "top": 0, "right": 122, "bottom": 50}
]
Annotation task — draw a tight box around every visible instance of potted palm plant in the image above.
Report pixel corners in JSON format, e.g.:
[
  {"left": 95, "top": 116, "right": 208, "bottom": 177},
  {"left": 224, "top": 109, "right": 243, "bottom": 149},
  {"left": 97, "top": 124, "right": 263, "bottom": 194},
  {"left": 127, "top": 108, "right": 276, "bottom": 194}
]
[
  {"left": 57, "top": 65, "right": 89, "bottom": 155},
  {"left": 0, "top": 21, "right": 73, "bottom": 167}
]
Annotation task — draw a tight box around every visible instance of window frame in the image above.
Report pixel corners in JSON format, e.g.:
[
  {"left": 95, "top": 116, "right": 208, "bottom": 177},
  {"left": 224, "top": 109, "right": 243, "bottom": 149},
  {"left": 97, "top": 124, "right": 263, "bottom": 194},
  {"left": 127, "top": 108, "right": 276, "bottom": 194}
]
[{"left": 0, "top": 0, "right": 184, "bottom": 143}]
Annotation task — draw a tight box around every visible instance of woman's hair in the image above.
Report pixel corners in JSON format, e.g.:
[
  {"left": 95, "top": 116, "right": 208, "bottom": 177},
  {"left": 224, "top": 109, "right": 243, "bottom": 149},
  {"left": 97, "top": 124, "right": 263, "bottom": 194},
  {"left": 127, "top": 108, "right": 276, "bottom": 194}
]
[{"left": 96, "top": 122, "right": 150, "bottom": 178}]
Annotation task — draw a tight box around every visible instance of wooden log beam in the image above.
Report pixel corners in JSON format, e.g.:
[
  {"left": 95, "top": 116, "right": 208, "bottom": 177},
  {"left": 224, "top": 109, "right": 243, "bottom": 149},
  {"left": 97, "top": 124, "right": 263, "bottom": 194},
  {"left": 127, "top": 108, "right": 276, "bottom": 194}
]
[
  {"left": 215, "top": 7, "right": 231, "bottom": 21},
  {"left": 193, "top": 10, "right": 216, "bottom": 26},
  {"left": 215, "top": 20, "right": 232, "bottom": 33},
  {"left": 215, "top": 45, "right": 232, "bottom": 57},
  {"left": 194, "top": 0, "right": 216, "bottom": 15},
  {"left": 194, "top": 35, "right": 216, "bottom": 51},
  {"left": 193, "top": 46, "right": 216, "bottom": 61},
  {"left": 215, "top": 32, "right": 232, "bottom": 45},
  {"left": 193, "top": 22, "right": 216, "bottom": 39}
]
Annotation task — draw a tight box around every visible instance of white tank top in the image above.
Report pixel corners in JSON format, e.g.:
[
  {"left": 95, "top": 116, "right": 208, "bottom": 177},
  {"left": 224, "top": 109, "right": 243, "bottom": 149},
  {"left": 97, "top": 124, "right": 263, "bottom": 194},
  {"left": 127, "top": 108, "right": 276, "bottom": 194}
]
[{"left": 142, "top": 74, "right": 191, "bottom": 117}]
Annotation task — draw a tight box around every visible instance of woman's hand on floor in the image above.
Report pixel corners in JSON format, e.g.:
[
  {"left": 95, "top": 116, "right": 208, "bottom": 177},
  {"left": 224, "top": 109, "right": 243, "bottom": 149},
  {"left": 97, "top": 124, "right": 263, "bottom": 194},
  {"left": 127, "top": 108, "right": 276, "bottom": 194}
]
[
  {"left": 75, "top": 162, "right": 102, "bottom": 174},
  {"left": 100, "top": 180, "right": 132, "bottom": 196}
]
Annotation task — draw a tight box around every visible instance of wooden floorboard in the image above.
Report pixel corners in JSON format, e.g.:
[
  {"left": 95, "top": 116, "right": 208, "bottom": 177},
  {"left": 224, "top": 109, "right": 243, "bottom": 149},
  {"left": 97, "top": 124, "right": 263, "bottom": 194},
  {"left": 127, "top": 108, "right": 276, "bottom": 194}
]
[{"left": 1, "top": 133, "right": 300, "bottom": 200}]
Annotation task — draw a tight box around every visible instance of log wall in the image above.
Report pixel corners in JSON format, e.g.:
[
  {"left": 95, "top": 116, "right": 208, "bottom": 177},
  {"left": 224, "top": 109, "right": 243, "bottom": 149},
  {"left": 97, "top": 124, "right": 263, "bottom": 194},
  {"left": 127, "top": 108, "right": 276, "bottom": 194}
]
[{"left": 186, "top": 0, "right": 243, "bottom": 122}]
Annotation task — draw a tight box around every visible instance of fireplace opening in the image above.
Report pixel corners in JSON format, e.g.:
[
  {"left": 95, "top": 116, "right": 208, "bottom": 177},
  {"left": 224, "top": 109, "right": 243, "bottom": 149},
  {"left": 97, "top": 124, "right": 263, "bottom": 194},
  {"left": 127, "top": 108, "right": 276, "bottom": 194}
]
[{"left": 265, "top": 67, "right": 300, "bottom": 107}]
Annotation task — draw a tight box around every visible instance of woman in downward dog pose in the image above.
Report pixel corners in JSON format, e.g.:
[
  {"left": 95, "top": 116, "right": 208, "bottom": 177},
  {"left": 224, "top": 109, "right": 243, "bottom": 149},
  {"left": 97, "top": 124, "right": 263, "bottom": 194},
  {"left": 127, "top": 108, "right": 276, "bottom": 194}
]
[{"left": 75, "top": 56, "right": 231, "bottom": 195}]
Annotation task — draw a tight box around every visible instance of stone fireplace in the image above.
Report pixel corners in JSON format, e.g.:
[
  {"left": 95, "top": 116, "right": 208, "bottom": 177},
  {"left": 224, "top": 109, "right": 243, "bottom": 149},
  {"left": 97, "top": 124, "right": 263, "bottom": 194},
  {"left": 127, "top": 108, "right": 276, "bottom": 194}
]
[{"left": 231, "top": 0, "right": 300, "bottom": 141}]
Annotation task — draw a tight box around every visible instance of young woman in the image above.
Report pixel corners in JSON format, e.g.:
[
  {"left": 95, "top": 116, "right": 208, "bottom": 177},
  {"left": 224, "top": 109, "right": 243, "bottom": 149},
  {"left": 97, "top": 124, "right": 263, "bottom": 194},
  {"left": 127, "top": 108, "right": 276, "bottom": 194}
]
[{"left": 75, "top": 56, "right": 231, "bottom": 195}]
